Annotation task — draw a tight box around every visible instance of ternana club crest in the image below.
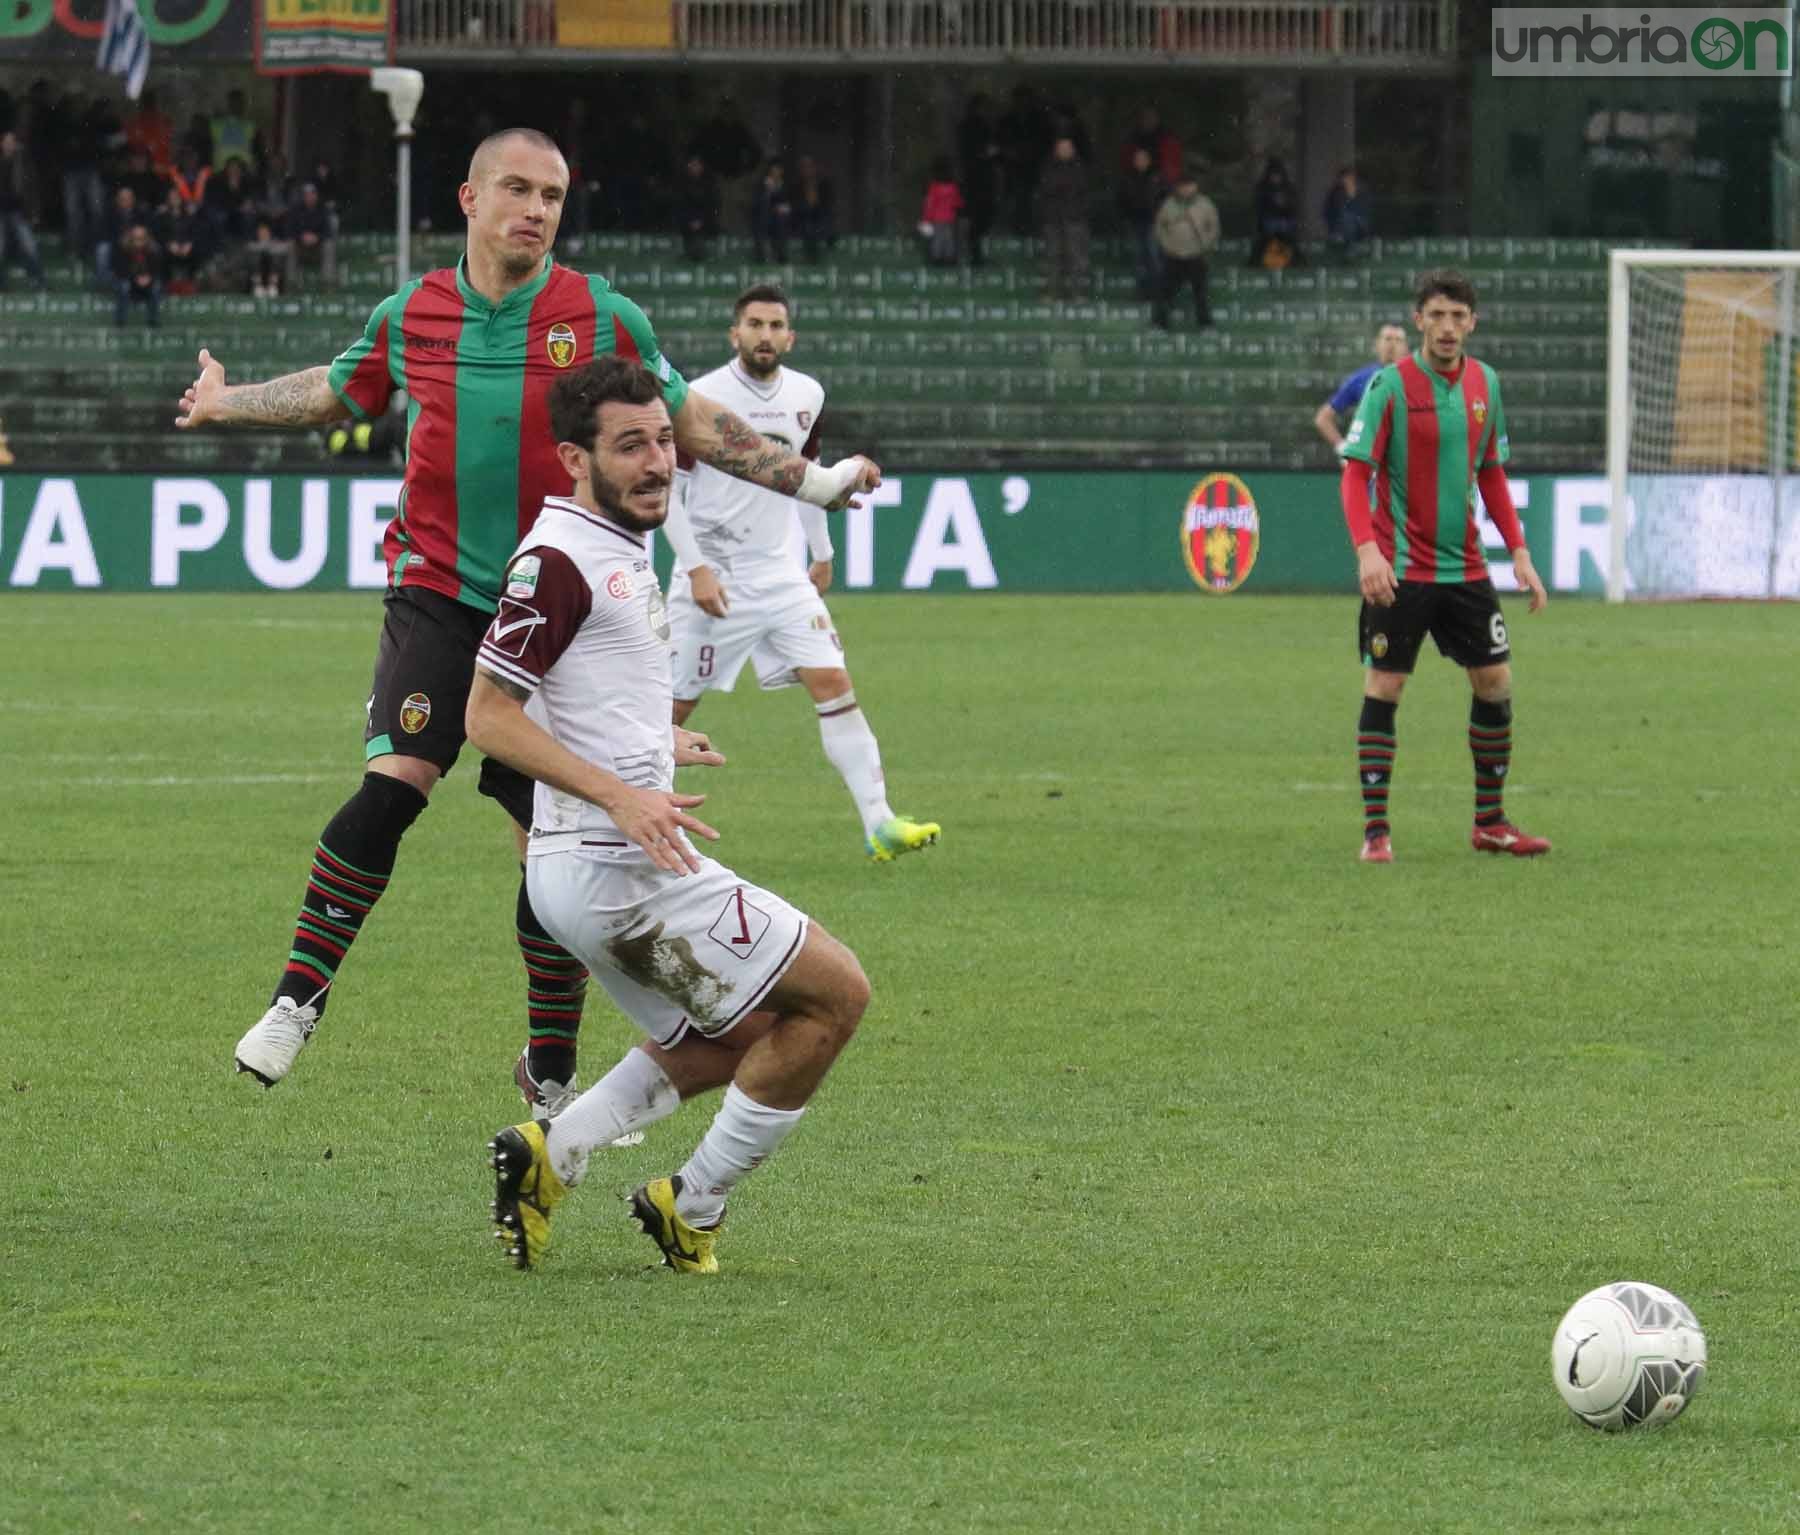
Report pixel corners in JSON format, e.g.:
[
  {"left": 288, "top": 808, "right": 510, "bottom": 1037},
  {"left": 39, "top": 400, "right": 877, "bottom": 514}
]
[
  {"left": 546, "top": 322, "right": 577, "bottom": 368},
  {"left": 1180, "top": 473, "right": 1260, "bottom": 594}
]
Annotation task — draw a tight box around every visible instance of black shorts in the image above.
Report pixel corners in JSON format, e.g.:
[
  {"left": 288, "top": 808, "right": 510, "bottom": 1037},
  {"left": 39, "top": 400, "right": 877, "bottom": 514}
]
[
  {"left": 364, "top": 585, "right": 535, "bottom": 830},
  {"left": 1359, "top": 578, "right": 1511, "bottom": 673}
]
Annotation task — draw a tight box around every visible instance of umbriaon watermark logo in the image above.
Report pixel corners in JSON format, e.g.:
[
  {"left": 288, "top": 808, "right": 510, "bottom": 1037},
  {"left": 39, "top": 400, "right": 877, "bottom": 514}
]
[{"left": 1493, "top": 8, "right": 1792, "bottom": 75}]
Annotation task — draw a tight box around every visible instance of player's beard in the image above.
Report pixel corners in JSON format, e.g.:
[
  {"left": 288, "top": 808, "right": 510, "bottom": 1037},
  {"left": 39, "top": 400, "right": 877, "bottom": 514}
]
[
  {"left": 591, "top": 461, "right": 670, "bottom": 533},
  {"left": 739, "top": 344, "right": 781, "bottom": 380},
  {"left": 496, "top": 243, "right": 542, "bottom": 280}
]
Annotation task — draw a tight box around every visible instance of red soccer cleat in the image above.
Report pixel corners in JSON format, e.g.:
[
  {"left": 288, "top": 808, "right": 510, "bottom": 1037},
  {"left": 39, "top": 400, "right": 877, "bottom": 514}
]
[
  {"left": 1470, "top": 821, "right": 1551, "bottom": 857},
  {"left": 1360, "top": 834, "right": 1393, "bottom": 864}
]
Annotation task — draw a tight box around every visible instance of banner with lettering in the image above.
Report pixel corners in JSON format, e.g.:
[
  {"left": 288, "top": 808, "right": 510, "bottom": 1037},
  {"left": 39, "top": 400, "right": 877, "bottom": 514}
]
[
  {"left": 0, "top": 472, "right": 1627, "bottom": 595},
  {"left": 255, "top": 0, "right": 391, "bottom": 74}
]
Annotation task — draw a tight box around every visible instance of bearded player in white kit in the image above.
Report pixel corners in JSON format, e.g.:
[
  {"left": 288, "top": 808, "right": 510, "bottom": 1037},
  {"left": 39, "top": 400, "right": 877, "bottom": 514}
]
[
  {"left": 468, "top": 356, "right": 872, "bottom": 1274},
  {"left": 664, "top": 284, "right": 940, "bottom": 863}
]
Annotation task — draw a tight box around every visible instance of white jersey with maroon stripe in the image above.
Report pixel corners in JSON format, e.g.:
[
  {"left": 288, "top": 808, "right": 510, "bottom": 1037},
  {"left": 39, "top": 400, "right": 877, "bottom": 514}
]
[
  {"left": 475, "top": 495, "right": 673, "bottom": 853},
  {"left": 669, "top": 359, "right": 826, "bottom": 579}
]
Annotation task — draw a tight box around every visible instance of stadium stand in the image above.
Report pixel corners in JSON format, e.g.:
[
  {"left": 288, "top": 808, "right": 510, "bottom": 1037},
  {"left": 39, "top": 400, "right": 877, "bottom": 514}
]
[{"left": 0, "top": 230, "right": 1620, "bottom": 472}]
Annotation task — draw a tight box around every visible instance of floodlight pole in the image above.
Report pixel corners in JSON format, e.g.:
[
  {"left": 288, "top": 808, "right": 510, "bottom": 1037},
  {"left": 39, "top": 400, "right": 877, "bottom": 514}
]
[
  {"left": 396, "top": 131, "right": 412, "bottom": 285},
  {"left": 370, "top": 69, "right": 425, "bottom": 287}
]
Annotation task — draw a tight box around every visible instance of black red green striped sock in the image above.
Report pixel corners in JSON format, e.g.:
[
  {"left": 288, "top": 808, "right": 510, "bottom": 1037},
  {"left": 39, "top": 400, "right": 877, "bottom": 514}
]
[
  {"left": 1470, "top": 697, "right": 1513, "bottom": 828},
  {"left": 1358, "top": 696, "right": 1397, "bottom": 841},
  {"left": 273, "top": 773, "right": 427, "bottom": 1016},
  {"left": 519, "top": 875, "right": 587, "bottom": 1086}
]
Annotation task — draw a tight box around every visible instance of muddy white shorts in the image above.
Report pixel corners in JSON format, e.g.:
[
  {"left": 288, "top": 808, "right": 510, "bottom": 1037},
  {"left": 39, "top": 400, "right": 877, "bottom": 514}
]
[{"left": 526, "top": 843, "right": 809, "bottom": 1047}]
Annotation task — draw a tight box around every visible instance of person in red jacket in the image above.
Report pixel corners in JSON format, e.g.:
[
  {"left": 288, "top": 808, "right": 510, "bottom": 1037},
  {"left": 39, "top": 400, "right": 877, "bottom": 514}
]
[
  {"left": 1339, "top": 269, "right": 1551, "bottom": 865},
  {"left": 920, "top": 157, "right": 963, "bottom": 266}
]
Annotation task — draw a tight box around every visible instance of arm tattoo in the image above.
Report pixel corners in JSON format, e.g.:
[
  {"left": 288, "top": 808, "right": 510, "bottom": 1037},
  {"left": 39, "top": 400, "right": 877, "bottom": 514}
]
[
  {"left": 477, "top": 666, "right": 533, "bottom": 704},
  {"left": 703, "top": 409, "right": 806, "bottom": 496},
  {"left": 218, "top": 366, "right": 340, "bottom": 427}
]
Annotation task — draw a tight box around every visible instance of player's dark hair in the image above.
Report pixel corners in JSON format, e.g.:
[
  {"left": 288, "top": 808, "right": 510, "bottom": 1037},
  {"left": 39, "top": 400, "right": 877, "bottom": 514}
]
[
  {"left": 1414, "top": 268, "right": 1478, "bottom": 313},
  {"left": 548, "top": 357, "right": 665, "bottom": 451},
  {"left": 734, "top": 282, "right": 790, "bottom": 319}
]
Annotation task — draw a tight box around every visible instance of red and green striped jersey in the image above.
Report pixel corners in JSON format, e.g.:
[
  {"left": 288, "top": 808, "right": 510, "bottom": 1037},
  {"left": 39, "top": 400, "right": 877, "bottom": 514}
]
[
  {"left": 327, "top": 255, "right": 688, "bottom": 613},
  {"left": 1341, "top": 351, "right": 1510, "bottom": 583}
]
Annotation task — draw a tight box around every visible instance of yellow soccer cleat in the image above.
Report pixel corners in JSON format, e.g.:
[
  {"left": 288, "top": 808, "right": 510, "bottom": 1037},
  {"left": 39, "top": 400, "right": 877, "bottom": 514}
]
[
  {"left": 628, "top": 1176, "right": 721, "bottom": 1275},
  {"left": 865, "top": 814, "right": 941, "bottom": 863},
  {"left": 488, "top": 1120, "right": 568, "bottom": 1271}
]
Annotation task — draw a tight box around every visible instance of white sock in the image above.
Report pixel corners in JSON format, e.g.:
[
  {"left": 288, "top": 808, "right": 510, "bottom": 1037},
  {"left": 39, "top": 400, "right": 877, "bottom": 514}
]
[
  {"left": 545, "top": 1047, "right": 679, "bottom": 1186},
  {"left": 675, "top": 1082, "right": 806, "bottom": 1226},
  {"left": 816, "top": 691, "right": 894, "bottom": 837}
]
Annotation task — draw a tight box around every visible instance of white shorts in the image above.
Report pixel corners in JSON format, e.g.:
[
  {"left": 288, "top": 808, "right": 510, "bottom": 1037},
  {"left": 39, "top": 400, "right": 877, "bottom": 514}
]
[
  {"left": 526, "top": 846, "right": 809, "bottom": 1048},
  {"left": 667, "top": 571, "right": 845, "bottom": 699}
]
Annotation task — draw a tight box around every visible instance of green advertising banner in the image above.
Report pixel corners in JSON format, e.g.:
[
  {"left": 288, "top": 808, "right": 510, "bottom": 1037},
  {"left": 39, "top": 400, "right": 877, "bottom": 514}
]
[{"left": 0, "top": 471, "right": 1621, "bottom": 596}]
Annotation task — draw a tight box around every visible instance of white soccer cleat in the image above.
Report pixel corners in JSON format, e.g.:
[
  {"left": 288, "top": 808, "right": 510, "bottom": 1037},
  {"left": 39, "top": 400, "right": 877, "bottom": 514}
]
[{"left": 234, "top": 997, "right": 319, "bottom": 1087}]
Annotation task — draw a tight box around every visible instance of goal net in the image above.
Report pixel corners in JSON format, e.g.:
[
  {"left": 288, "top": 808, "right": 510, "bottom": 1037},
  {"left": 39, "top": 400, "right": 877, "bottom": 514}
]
[{"left": 1606, "top": 251, "right": 1800, "bottom": 600}]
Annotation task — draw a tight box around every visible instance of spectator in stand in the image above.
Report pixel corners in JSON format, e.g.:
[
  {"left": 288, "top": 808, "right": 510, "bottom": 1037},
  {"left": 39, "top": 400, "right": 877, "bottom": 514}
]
[
  {"left": 0, "top": 129, "right": 47, "bottom": 291},
  {"left": 22, "top": 82, "right": 62, "bottom": 251},
  {"left": 96, "top": 184, "right": 141, "bottom": 286},
  {"left": 603, "top": 111, "right": 659, "bottom": 232},
  {"left": 181, "top": 111, "right": 214, "bottom": 170},
  {"left": 254, "top": 151, "right": 295, "bottom": 232},
  {"left": 793, "top": 155, "right": 836, "bottom": 263},
  {"left": 169, "top": 147, "right": 213, "bottom": 213},
  {"left": 675, "top": 153, "right": 719, "bottom": 262},
  {"left": 998, "top": 83, "right": 1051, "bottom": 236},
  {"left": 1153, "top": 163, "right": 1218, "bottom": 329},
  {"left": 750, "top": 158, "right": 792, "bottom": 265},
  {"left": 558, "top": 100, "right": 594, "bottom": 249},
  {"left": 1250, "top": 157, "right": 1301, "bottom": 268},
  {"left": 306, "top": 158, "right": 343, "bottom": 234},
  {"left": 154, "top": 184, "right": 205, "bottom": 293},
  {"left": 61, "top": 92, "right": 108, "bottom": 269},
  {"left": 211, "top": 89, "right": 261, "bottom": 175},
  {"left": 919, "top": 157, "right": 963, "bottom": 266},
  {"left": 956, "top": 93, "right": 1002, "bottom": 267},
  {"left": 246, "top": 216, "right": 289, "bottom": 297},
  {"left": 204, "top": 157, "right": 256, "bottom": 245},
  {"left": 117, "top": 146, "right": 167, "bottom": 210},
  {"left": 1034, "top": 133, "right": 1090, "bottom": 302},
  {"left": 287, "top": 181, "right": 336, "bottom": 287},
  {"left": 1324, "top": 165, "right": 1374, "bottom": 260},
  {"left": 1048, "top": 101, "right": 1093, "bottom": 166},
  {"left": 1122, "top": 106, "right": 1183, "bottom": 188},
  {"left": 1118, "top": 144, "right": 1167, "bottom": 301},
  {"left": 111, "top": 221, "right": 163, "bottom": 328},
  {"left": 124, "top": 90, "right": 174, "bottom": 174}
]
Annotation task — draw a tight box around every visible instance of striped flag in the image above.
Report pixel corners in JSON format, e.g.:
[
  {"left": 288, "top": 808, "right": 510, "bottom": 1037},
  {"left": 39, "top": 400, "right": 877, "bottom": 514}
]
[{"left": 97, "top": 0, "right": 151, "bottom": 102}]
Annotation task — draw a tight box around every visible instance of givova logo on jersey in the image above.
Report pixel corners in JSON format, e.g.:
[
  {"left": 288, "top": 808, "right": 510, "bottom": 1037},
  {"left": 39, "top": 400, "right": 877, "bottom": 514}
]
[{"left": 1181, "top": 473, "right": 1260, "bottom": 595}]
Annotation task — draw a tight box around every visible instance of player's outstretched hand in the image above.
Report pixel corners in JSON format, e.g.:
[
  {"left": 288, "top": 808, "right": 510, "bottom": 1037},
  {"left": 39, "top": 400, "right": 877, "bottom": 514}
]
[
  {"left": 833, "top": 454, "right": 882, "bottom": 511},
  {"left": 611, "top": 786, "right": 719, "bottom": 875},
  {"left": 674, "top": 726, "right": 725, "bottom": 768},
  {"left": 1514, "top": 549, "right": 1548, "bottom": 613},
  {"left": 808, "top": 558, "right": 833, "bottom": 596},
  {"left": 176, "top": 348, "right": 226, "bottom": 429},
  {"left": 689, "top": 565, "right": 730, "bottom": 618},
  {"left": 1356, "top": 543, "right": 1398, "bottom": 607}
]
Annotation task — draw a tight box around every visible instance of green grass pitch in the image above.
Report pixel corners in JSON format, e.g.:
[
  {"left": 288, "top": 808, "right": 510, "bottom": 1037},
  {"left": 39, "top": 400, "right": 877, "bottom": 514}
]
[{"left": 1, "top": 590, "right": 1797, "bottom": 1532}]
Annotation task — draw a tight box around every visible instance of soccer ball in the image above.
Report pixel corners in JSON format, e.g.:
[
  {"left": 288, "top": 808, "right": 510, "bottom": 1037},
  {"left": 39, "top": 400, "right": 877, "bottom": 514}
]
[{"left": 1551, "top": 1281, "right": 1707, "bottom": 1430}]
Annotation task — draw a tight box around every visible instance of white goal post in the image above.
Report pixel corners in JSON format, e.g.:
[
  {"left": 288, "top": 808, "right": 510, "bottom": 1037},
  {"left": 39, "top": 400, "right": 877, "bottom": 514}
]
[{"left": 1606, "top": 249, "right": 1800, "bottom": 601}]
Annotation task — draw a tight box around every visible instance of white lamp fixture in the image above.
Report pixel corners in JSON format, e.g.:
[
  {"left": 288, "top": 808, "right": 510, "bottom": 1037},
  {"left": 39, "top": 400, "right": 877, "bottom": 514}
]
[{"left": 368, "top": 68, "right": 425, "bottom": 284}]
